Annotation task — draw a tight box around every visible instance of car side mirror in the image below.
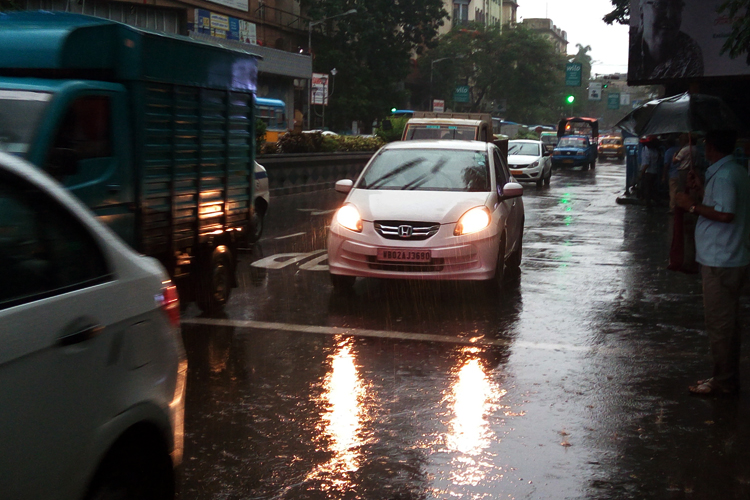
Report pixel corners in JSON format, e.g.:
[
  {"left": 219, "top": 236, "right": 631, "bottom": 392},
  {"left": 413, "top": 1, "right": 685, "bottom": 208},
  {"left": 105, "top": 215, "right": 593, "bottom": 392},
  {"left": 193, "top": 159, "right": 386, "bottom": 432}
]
[
  {"left": 543, "top": 149, "right": 550, "bottom": 157},
  {"left": 500, "top": 182, "right": 523, "bottom": 200},
  {"left": 335, "top": 179, "right": 353, "bottom": 194},
  {"left": 47, "top": 147, "right": 79, "bottom": 178}
]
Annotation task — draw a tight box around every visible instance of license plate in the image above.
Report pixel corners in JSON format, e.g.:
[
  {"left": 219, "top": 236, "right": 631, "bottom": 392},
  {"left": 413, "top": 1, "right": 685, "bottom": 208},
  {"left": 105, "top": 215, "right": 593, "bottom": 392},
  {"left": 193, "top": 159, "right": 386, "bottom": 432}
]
[
  {"left": 510, "top": 169, "right": 522, "bottom": 175},
  {"left": 563, "top": 159, "right": 574, "bottom": 164},
  {"left": 377, "top": 248, "right": 431, "bottom": 263}
]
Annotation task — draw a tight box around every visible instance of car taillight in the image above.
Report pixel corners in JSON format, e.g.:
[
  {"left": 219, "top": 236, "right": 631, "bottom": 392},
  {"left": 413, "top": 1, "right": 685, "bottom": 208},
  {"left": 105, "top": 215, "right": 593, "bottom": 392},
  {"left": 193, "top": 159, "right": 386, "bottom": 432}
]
[{"left": 158, "top": 281, "right": 180, "bottom": 327}]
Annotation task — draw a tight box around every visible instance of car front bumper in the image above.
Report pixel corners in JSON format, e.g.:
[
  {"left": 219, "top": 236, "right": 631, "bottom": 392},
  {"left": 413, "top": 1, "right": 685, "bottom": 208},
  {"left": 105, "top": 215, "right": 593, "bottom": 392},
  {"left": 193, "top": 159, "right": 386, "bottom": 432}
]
[{"left": 327, "top": 221, "right": 500, "bottom": 281}]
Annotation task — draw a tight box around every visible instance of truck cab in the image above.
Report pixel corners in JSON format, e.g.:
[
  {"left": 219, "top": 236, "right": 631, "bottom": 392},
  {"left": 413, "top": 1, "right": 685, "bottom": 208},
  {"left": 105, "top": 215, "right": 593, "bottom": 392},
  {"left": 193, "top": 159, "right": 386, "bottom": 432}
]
[
  {"left": 552, "top": 117, "right": 599, "bottom": 170},
  {"left": 402, "top": 112, "right": 493, "bottom": 142}
]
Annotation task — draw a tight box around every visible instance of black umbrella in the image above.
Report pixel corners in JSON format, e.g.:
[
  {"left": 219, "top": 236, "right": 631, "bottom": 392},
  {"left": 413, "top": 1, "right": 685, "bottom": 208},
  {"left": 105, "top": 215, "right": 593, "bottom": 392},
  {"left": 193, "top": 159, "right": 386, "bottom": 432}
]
[{"left": 616, "top": 92, "right": 740, "bottom": 137}]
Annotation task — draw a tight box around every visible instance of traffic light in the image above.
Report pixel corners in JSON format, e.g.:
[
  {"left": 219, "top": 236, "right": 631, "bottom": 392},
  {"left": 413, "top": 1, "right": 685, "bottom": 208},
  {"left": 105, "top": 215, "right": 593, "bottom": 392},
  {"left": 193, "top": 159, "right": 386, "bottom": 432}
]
[
  {"left": 603, "top": 83, "right": 609, "bottom": 89},
  {"left": 391, "top": 107, "right": 397, "bottom": 114},
  {"left": 566, "top": 95, "right": 575, "bottom": 104}
]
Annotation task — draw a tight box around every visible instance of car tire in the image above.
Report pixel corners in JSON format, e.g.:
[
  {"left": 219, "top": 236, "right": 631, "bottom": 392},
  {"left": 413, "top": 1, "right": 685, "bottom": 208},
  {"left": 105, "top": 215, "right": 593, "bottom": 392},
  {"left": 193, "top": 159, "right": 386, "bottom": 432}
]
[
  {"left": 330, "top": 273, "right": 355, "bottom": 292},
  {"left": 543, "top": 168, "right": 552, "bottom": 186},
  {"left": 485, "top": 233, "right": 506, "bottom": 291},
  {"left": 507, "top": 227, "right": 523, "bottom": 272},
  {"left": 590, "top": 160, "right": 596, "bottom": 169},
  {"left": 247, "top": 210, "right": 264, "bottom": 244},
  {"left": 85, "top": 433, "right": 174, "bottom": 500},
  {"left": 197, "top": 246, "right": 232, "bottom": 314}
]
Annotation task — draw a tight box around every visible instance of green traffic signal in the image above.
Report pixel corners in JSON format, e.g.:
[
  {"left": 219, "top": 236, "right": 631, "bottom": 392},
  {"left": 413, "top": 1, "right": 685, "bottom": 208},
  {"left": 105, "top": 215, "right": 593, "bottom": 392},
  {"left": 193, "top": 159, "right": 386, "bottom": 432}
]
[
  {"left": 566, "top": 95, "right": 575, "bottom": 104},
  {"left": 391, "top": 107, "right": 397, "bottom": 114}
]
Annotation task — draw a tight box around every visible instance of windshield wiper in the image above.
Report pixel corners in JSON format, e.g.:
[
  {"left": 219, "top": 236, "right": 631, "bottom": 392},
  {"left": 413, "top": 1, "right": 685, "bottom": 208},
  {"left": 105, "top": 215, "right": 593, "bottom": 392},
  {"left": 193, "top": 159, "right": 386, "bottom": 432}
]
[
  {"left": 368, "top": 158, "right": 425, "bottom": 189},
  {"left": 402, "top": 157, "right": 449, "bottom": 190}
]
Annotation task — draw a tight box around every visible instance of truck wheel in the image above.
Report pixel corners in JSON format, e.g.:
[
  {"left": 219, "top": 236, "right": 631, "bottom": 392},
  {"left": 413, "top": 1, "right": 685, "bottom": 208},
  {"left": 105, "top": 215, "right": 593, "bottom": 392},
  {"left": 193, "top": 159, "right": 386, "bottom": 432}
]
[{"left": 197, "top": 246, "right": 232, "bottom": 314}]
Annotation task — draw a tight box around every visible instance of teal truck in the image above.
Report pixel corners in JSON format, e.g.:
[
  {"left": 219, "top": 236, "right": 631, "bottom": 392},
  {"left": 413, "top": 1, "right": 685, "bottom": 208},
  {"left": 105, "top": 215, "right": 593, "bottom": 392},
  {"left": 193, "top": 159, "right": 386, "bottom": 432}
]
[{"left": 0, "top": 11, "right": 259, "bottom": 312}]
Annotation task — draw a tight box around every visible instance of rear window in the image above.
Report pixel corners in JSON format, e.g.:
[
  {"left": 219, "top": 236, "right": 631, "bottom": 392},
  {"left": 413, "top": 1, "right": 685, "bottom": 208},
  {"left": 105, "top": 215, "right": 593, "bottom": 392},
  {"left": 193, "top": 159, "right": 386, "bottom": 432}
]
[
  {"left": 558, "top": 137, "right": 588, "bottom": 148},
  {"left": 357, "top": 149, "right": 490, "bottom": 192},
  {"left": 404, "top": 125, "right": 477, "bottom": 141},
  {"left": 601, "top": 138, "right": 622, "bottom": 145}
]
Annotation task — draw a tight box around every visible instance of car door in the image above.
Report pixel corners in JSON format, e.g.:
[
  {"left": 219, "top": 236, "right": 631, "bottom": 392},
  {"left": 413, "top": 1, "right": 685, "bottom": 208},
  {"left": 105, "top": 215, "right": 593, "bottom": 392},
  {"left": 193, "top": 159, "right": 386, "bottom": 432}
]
[
  {"left": 492, "top": 147, "right": 522, "bottom": 257},
  {"left": 0, "top": 169, "right": 121, "bottom": 499}
]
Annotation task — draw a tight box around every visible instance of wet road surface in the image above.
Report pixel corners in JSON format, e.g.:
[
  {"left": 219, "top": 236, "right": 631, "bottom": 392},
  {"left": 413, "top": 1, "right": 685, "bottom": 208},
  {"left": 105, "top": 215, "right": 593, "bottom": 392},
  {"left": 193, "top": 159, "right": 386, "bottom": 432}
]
[{"left": 179, "top": 159, "right": 750, "bottom": 499}]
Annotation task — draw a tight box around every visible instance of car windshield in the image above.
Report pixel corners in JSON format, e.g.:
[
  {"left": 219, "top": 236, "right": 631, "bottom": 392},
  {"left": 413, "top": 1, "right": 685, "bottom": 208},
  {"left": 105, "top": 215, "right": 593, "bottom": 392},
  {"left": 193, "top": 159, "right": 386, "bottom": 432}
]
[
  {"left": 540, "top": 135, "right": 557, "bottom": 145},
  {"left": 508, "top": 142, "right": 540, "bottom": 156},
  {"left": 558, "top": 137, "right": 587, "bottom": 148},
  {"left": 404, "top": 125, "right": 477, "bottom": 141},
  {"left": 0, "top": 90, "right": 52, "bottom": 155},
  {"left": 601, "top": 138, "right": 621, "bottom": 145},
  {"left": 358, "top": 149, "right": 490, "bottom": 192}
]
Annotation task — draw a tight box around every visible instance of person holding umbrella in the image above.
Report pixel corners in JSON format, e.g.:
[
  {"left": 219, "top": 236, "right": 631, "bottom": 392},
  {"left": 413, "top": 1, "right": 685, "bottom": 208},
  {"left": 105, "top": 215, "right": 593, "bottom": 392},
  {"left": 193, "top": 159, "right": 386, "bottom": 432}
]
[{"left": 675, "top": 130, "right": 750, "bottom": 396}]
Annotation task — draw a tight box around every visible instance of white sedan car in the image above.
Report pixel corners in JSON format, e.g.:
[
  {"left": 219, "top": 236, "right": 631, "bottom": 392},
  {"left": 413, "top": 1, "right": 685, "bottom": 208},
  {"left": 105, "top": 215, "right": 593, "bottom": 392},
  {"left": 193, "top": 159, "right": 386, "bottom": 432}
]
[
  {"left": 327, "top": 140, "right": 524, "bottom": 290},
  {"left": 507, "top": 139, "right": 552, "bottom": 187},
  {"left": 0, "top": 152, "right": 186, "bottom": 499}
]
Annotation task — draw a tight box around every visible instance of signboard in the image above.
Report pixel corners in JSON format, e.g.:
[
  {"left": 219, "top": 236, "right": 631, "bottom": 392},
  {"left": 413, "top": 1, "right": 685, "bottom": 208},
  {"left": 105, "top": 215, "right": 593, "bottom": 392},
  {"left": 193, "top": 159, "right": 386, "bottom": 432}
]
[
  {"left": 311, "top": 73, "right": 329, "bottom": 106},
  {"left": 454, "top": 85, "right": 470, "bottom": 103},
  {"left": 432, "top": 99, "right": 445, "bottom": 113},
  {"left": 238, "top": 19, "right": 256, "bottom": 44},
  {"left": 566, "top": 63, "right": 582, "bottom": 86},
  {"left": 206, "top": 0, "right": 248, "bottom": 12},
  {"left": 620, "top": 93, "right": 631, "bottom": 106},
  {"left": 588, "top": 82, "right": 602, "bottom": 101},
  {"left": 628, "top": 0, "right": 750, "bottom": 83},
  {"left": 195, "top": 9, "right": 254, "bottom": 43},
  {"left": 608, "top": 93, "right": 621, "bottom": 110}
]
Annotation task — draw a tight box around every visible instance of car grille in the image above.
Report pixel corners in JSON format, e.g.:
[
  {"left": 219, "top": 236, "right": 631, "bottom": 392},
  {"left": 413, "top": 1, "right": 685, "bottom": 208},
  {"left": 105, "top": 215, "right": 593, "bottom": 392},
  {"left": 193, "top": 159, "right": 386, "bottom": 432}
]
[
  {"left": 374, "top": 221, "right": 440, "bottom": 240},
  {"left": 367, "top": 256, "right": 445, "bottom": 272}
]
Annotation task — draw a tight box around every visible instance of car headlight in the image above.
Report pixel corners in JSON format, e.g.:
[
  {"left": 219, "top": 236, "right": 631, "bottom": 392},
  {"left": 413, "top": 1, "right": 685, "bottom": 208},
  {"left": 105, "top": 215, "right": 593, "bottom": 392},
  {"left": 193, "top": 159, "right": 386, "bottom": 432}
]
[
  {"left": 454, "top": 207, "right": 491, "bottom": 236},
  {"left": 529, "top": 160, "right": 539, "bottom": 168},
  {"left": 336, "top": 204, "right": 363, "bottom": 232}
]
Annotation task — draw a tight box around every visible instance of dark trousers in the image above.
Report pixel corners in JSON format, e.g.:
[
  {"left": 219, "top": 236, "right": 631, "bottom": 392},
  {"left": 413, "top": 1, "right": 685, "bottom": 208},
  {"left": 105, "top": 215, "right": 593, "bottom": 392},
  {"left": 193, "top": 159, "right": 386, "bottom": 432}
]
[{"left": 702, "top": 265, "right": 749, "bottom": 390}]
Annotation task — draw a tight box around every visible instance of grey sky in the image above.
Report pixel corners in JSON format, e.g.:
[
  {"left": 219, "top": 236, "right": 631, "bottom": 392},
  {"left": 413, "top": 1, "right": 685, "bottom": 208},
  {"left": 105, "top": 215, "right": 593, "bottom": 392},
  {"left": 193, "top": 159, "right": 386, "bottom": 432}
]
[{"left": 517, "top": 0, "right": 630, "bottom": 76}]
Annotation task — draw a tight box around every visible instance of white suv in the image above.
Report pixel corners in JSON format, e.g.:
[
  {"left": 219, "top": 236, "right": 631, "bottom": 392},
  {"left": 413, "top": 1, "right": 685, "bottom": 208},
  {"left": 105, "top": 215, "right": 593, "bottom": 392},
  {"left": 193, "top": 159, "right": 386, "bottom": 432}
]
[{"left": 0, "top": 152, "right": 186, "bottom": 500}]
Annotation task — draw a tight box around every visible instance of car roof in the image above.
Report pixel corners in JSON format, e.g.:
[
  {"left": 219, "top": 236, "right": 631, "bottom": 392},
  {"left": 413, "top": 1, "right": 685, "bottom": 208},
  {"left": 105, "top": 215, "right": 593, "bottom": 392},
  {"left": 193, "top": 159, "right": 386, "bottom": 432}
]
[
  {"left": 406, "top": 118, "right": 485, "bottom": 126},
  {"left": 383, "top": 140, "right": 490, "bottom": 151},
  {"left": 509, "top": 139, "right": 541, "bottom": 144}
]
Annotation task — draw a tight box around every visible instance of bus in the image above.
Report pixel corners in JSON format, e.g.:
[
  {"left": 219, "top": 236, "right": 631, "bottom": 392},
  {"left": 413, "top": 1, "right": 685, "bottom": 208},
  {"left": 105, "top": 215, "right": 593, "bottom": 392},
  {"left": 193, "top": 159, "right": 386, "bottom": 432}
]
[{"left": 255, "top": 97, "right": 287, "bottom": 143}]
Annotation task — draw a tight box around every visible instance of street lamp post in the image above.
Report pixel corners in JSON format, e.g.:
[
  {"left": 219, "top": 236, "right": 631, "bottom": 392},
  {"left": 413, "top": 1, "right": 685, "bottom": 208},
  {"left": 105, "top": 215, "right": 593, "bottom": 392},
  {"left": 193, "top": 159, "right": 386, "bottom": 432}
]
[{"left": 307, "top": 9, "right": 357, "bottom": 130}]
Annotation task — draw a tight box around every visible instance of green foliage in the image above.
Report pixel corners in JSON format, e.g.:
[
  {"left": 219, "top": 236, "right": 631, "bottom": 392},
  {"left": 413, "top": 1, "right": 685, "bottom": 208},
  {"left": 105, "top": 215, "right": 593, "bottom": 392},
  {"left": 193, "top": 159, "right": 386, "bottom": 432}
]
[
  {"left": 718, "top": 0, "right": 750, "bottom": 63},
  {"left": 603, "top": 0, "right": 629, "bottom": 25},
  {"left": 273, "top": 132, "right": 383, "bottom": 154},
  {"left": 255, "top": 118, "right": 266, "bottom": 155},
  {"left": 376, "top": 116, "right": 408, "bottom": 143},
  {"left": 302, "top": 0, "right": 448, "bottom": 131},
  {"left": 422, "top": 25, "right": 568, "bottom": 124}
]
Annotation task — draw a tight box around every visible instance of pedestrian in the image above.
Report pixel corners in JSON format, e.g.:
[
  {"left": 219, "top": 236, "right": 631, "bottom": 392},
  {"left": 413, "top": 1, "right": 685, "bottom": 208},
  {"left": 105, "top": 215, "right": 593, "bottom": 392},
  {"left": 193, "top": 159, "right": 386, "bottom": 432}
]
[
  {"left": 675, "top": 129, "right": 750, "bottom": 396},
  {"left": 639, "top": 136, "right": 661, "bottom": 207},
  {"left": 663, "top": 136, "right": 681, "bottom": 212}
]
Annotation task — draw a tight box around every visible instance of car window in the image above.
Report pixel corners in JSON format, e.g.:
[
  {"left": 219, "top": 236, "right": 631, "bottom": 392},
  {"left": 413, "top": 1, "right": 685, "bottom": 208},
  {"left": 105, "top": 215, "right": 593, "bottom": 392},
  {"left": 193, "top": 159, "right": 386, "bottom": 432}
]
[
  {"left": 0, "top": 172, "right": 111, "bottom": 309},
  {"left": 405, "top": 125, "right": 478, "bottom": 141},
  {"left": 50, "top": 96, "right": 112, "bottom": 160},
  {"left": 358, "top": 149, "right": 490, "bottom": 192},
  {"left": 558, "top": 137, "right": 587, "bottom": 148},
  {"left": 493, "top": 148, "right": 509, "bottom": 192},
  {"left": 508, "top": 143, "right": 541, "bottom": 156}
]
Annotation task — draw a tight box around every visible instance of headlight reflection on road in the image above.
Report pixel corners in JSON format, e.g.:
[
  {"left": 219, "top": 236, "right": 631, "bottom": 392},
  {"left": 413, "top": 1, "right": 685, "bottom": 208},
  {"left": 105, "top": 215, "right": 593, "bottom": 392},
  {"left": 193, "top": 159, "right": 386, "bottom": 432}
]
[
  {"left": 447, "top": 348, "right": 506, "bottom": 486},
  {"left": 307, "top": 338, "right": 366, "bottom": 490}
]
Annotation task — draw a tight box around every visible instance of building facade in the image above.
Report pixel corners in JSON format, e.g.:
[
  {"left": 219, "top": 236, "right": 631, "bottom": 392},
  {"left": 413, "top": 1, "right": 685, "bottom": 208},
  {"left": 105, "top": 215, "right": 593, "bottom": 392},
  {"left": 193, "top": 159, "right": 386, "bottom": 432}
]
[
  {"left": 439, "top": 0, "right": 517, "bottom": 35},
  {"left": 17, "top": 0, "right": 312, "bottom": 133},
  {"left": 520, "top": 18, "right": 567, "bottom": 54}
]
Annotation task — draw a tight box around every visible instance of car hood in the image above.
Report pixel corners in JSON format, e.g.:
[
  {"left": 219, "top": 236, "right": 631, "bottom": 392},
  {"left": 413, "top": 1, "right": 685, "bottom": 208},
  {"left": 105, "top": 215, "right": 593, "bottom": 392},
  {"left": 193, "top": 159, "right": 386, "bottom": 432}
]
[
  {"left": 508, "top": 154, "right": 541, "bottom": 166},
  {"left": 347, "top": 189, "right": 491, "bottom": 223}
]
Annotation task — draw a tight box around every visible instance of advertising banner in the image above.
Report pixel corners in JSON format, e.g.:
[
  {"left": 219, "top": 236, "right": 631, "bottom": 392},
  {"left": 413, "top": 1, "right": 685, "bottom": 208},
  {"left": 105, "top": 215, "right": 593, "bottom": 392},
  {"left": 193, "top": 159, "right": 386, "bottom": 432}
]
[
  {"left": 589, "top": 82, "right": 602, "bottom": 101},
  {"left": 454, "top": 85, "right": 470, "bottom": 103},
  {"left": 432, "top": 99, "right": 445, "bottom": 113},
  {"left": 312, "top": 73, "right": 329, "bottom": 106},
  {"left": 239, "top": 19, "right": 257, "bottom": 44},
  {"left": 628, "top": 0, "right": 750, "bottom": 84},
  {"left": 566, "top": 63, "right": 582, "bottom": 86}
]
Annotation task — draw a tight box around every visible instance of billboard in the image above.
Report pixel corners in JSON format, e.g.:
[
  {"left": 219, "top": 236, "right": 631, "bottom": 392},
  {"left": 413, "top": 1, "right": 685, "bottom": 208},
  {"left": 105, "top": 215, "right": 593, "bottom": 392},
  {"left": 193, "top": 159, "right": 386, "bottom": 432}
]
[
  {"left": 312, "top": 73, "right": 329, "bottom": 105},
  {"left": 628, "top": 0, "right": 750, "bottom": 84}
]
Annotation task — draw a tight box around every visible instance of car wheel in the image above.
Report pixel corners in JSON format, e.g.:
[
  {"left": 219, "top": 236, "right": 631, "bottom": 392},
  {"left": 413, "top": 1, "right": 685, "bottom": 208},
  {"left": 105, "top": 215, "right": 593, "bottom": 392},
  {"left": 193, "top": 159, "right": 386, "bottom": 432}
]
[
  {"left": 197, "top": 246, "right": 232, "bottom": 314},
  {"left": 507, "top": 227, "right": 523, "bottom": 272},
  {"left": 544, "top": 167, "right": 552, "bottom": 186},
  {"left": 85, "top": 433, "right": 174, "bottom": 500},
  {"left": 590, "top": 160, "right": 596, "bottom": 169},
  {"left": 330, "top": 273, "right": 355, "bottom": 292},
  {"left": 485, "top": 233, "right": 506, "bottom": 291},
  {"left": 248, "top": 210, "right": 264, "bottom": 244}
]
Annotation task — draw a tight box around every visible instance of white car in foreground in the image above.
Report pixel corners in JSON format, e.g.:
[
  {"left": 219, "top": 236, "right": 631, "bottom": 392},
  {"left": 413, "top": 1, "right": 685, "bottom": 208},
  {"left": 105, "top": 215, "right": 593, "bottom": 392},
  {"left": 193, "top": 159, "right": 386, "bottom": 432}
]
[
  {"left": 0, "top": 152, "right": 186, "bottom": 499},
  {"left": 507, "top": 139, "right": 552, "bottom": 187},
  {"left": 327, "top": 140, "right": 524, "bottom": 290}
]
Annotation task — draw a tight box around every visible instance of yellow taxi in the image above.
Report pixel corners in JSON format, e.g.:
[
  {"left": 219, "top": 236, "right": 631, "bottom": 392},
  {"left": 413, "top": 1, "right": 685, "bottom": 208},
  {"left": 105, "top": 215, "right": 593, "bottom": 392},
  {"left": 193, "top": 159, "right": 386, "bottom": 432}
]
[{"left": 598, "top": 136, "right": 625, "bottom": 161}]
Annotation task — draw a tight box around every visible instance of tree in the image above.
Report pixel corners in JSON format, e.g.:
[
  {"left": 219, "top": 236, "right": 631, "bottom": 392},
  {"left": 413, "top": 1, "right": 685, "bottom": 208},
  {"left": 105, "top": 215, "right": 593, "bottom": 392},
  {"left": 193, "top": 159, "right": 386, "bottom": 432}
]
[
  {"left": 717, "top": 0, "right": 750, "bottom": 63},
  {"left": 603, "top": 0, "right": 629, "bottom": 25},
  {"left": 302, "top": 0, "right": 448, "bottom": 132},
  {"left": 419, "top": 24, "right": 568, "bottom": 124}
]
